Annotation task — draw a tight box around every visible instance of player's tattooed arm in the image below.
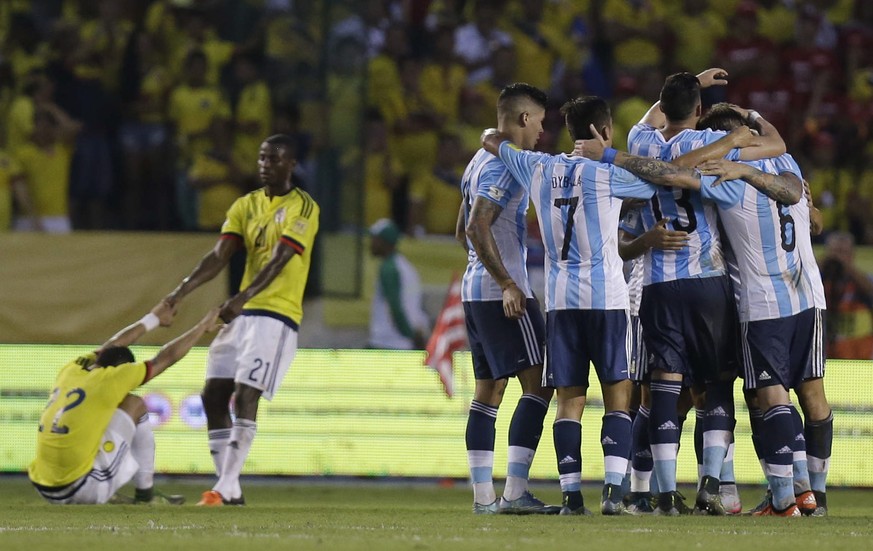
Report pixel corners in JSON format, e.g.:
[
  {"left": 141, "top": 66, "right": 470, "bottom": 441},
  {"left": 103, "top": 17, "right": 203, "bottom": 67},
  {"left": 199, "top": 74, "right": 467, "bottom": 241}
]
[
  {"left": 697, "top": 159, "right": 802, "bottom": 204},
  {"left": 613, "top": 151, "right": 702, "bottom": 190},
  {"left": 466, "top": 196, "right": 525, "bottom": 319}
]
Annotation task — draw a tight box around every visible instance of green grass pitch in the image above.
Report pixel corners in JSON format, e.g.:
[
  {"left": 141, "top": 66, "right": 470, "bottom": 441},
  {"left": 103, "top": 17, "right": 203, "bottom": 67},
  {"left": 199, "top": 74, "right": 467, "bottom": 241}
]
[{"left": 2, "top": 477, "right": 873, "bottom": 551}]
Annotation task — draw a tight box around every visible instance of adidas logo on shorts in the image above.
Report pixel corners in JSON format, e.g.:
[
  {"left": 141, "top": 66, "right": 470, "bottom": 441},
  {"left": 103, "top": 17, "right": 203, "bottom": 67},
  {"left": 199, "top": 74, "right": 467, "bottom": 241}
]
[{"left": 758, "top": 371, "right": 772, "bottom": 381}]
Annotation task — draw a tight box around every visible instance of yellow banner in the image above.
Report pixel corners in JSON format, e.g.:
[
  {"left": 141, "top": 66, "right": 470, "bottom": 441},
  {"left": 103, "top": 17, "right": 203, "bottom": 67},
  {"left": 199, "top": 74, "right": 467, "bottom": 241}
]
[
  {"left": 0, "top": 232, "right": 226, "bottom": 345},
  {"left": 1, "top": 345, "right": 870, "bottom": 485}
]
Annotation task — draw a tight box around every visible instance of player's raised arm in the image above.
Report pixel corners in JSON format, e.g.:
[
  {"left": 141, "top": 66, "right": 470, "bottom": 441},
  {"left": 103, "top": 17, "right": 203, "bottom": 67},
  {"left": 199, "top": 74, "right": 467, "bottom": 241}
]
[
  {"left": 671, "top": 126, "right": 758, "bottom": 168},
  {"left": 578, "top": 124, "right": 703, "bottom": 191},
  {"left": 99, "top": 301, "right": 177, "bottom": 352},
  {"left": 697, "top": 159, "right": 802, "bottom": 205},
  {"left": 731, "top": 107, "right": 787, "bottom": 160},
  {"left": 146, "top": 307, "right": 222, "bottom": 381}
]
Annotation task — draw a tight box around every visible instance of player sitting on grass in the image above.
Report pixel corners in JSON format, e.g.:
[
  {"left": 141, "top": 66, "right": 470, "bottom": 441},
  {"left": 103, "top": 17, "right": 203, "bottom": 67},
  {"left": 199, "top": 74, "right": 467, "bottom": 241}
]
[{"left": 28, "top": 303, "right": 221, "bottom": 505}]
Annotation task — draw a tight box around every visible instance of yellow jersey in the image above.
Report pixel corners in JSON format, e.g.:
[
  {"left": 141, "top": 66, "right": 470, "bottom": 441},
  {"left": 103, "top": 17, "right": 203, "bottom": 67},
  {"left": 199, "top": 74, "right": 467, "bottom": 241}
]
[
  {"left": 188, "top": 152, "right": 243, "bottom": 230},
  {"left": 167, "top": 84, "right": 230, "bottom": 160},
  {"left": 222, "top": 187, "right": 320, "bottom": 327},
  {"left": 28, "top": 353, "right": 148, "bottom": 488},
  {"left": 15, "top": 142, "right": 73, "bottom": 217},
  {"left": 233, "top": 81, "right": 273, "bottom": 170}
]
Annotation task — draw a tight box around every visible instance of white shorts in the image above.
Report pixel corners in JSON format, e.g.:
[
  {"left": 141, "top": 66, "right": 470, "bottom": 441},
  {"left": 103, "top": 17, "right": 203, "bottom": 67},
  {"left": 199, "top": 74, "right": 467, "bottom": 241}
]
[
  {"left": 34, "top": 409, "right": 139, "bottom": 505},
  {"left": 14, "top": 216, "right": 72, "bottom": 233},
  {"left": 206, "top": 314, "right": 299, "bottom": 400}
]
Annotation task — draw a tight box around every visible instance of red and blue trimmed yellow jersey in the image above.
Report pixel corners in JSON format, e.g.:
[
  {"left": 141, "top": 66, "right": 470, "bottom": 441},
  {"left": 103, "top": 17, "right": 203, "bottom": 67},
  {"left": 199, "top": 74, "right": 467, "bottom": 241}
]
[
  {"left": 28, "top": 353, "right": 149, "bottom": 488},
  {"left": 221, "top": 187, "right": 319, "bottom": 326}
]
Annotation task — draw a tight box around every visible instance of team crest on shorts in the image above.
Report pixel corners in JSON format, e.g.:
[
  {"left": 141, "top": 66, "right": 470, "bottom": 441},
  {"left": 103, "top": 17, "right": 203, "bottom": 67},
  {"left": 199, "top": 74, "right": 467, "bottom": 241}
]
[
  {"left": 103, "top": 441, "right": 115, "bottom": 453},
  {"left": 274, "top": 207, "right": 287, "bottom": 224}
]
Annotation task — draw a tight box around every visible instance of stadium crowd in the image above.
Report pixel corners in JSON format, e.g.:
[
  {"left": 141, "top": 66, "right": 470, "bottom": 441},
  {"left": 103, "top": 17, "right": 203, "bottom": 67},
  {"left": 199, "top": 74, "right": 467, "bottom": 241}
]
[{"left": 1, "top": 0, "right": 872, "bottom": 241}]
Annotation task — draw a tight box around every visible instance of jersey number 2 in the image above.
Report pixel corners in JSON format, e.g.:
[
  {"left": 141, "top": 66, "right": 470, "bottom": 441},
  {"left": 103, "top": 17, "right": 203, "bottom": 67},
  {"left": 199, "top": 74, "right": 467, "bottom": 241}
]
[
  {"left": 553, "top": 197, "right": 579, "bottom": 261},
  {"left": 38, "top": 388, "right": 87, "bottom": 434}
]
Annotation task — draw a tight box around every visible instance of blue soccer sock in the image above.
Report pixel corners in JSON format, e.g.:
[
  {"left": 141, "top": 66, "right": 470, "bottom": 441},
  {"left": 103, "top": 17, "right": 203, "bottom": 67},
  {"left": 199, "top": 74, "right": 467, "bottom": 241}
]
[
  {"left": 805, "top": 411, "right": 833, "bottom": 494},
  {"left": 466, "top": 400, "right": 498, "bottom": 505},
  {"left": 761, "top": 405, "right": 796, "bottom": 510},
  {"left": 701, "top": 381, "right": 735, "bottom": 481},
  {"left": 601, "top": 411, "right": 632, "bottom": 487},
  {"left": 504, "top": 394, "right": 549, "bottom": 501},
  {"left": 648, "top": 379, "right": 683, "bottom": 494},
  {"left": 788, "top": 404, "right": 811, "bottom": 494},
  {"left": 630, "top": 405, "right": 654, "bottom": 493},
  {"left": 554, "top": 418, "right": 583, "bottom": 494},
  {"left": 718, "top": 423, "right": 737, "bottom": 485}
]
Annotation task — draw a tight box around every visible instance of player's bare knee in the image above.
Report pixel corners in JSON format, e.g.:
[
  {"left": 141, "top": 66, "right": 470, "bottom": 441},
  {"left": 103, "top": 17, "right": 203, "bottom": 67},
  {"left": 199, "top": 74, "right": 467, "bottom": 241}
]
[
  {"left": 201, "top": 379, "right": 234, "bottom": 414},
  {"left": 602, "top": 380, "right": 632, "bottom": 413},
  {"left": 473, "top": 378, "right": 507, "bottom": 406},
  {"left": 118, "top": 394, "right": 147, "bottom": 421},
  {"left": 517, "top": 364, "right": 551, "bottom": 399},
  {"left": 797, "top": 378, "right": 831, "bottom": 421}
]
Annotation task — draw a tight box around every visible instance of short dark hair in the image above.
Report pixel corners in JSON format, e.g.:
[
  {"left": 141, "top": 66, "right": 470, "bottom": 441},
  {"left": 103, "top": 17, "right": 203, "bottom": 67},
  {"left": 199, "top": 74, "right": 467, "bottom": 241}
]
[
  {"left": 659, "top": 72, "right": 701, "bottom": 122},
  {"left": 697, "top": 103, "right": 747, "bottom": 132},
  {"left": 263, "top": 134, "right": 297, "bottom": 157},
  {"left": 96, "top": 346, "right": 135, "bottom": 367},
  {"left": 560, "top": 96, "right": 611, "bottom": 141},
  {"left": 497, "top": 83, "right": 548, "bottom": 114}
]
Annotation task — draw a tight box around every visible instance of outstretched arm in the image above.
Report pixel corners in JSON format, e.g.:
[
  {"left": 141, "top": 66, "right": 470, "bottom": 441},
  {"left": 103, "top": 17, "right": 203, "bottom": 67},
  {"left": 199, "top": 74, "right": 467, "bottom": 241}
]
[
  {"left": 580, "top": 124, "right": 702, "bottom": 190},
  {"left": 100, "top": 301, "right": 176, "bottom": 351},
  {"left": 165, "top": 237, "right": 240, "bottom": 306},
  {"left": 672, "top": 126, "right": 758, "bottom": 168},
  {"left": 146, "top": 307, "right": 222, "bottom": 381},
  {"left": 218, "top": 243, "right": 297, "bottom": 322},
  {"left": 727, "top": 106, "right": 787, "bottom": 160},
  {"left": 697, "top": 159, "right": 802, "bottom": 204},
  {"left": 637, "top": 68, "right": 729, "bottom": 128},
  {"left": 466, "top": 197, "right": 525, "bottom": 319}
]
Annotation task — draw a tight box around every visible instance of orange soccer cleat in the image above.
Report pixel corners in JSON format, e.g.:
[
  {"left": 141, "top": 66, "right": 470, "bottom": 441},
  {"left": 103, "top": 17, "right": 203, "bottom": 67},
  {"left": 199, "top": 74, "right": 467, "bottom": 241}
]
[{"left": 196, "top": 490, "right": 224, "bottom": 507}]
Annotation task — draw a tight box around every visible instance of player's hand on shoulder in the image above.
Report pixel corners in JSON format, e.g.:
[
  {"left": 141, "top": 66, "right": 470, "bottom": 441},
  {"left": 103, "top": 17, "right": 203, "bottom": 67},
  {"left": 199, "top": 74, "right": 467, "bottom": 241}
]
[
  {"left": 697, "top": 159, "right": 746, "bottom": 186},
  {"left": 728, "top": 126, "right": 760, "bottom": 148},
  {"left": 574, "top": 124, "right": 608, "bottom": 160},
  {"left": 151, "top": 300, "right": 177, "bottom": 327},
  {"left": 696, "top": 68, "right": 728, "bottom": 88}
]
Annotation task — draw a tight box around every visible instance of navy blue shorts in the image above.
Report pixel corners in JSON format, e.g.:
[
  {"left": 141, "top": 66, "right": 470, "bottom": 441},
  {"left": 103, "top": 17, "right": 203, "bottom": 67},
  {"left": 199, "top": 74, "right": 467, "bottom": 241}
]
[
  {"left": 741, "top": 308, "right": 826, "bottom": 391},
  {"left": 464, "top": 299, "right": 545, "bottom": 380},
  {"left": 544, "top": 309, "right": 630, "bottom": 389},
  {"left": 639, "top": 275, "right": 737, "bottom": 384},
  {"left": 629, "top": 314, "right": 649, "bottom": 382}
]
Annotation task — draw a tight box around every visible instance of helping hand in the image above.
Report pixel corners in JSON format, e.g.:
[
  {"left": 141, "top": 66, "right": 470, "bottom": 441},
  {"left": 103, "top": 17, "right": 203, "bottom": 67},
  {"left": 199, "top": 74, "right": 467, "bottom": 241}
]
[{"left": 150, "top": 300, "right": 177, "bottom": 327}]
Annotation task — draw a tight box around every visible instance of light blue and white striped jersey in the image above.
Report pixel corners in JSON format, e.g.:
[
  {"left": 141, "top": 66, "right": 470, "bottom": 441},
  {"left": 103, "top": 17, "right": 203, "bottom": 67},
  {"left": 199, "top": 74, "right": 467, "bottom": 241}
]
[
  {"left": 626, "top": 124, "right": 741, "bottom": 285},
  {"left": 460, "top": 148, "right": 533, "bottom": 302},
  {"left": 497, "top": 141, "right": 656, "bottom": 311},
  {"left": 701, "top": 153, "right": 826, "bottom": 322},
  {"left": 621, "top": 209, "right": 646, "bottom": 316}
]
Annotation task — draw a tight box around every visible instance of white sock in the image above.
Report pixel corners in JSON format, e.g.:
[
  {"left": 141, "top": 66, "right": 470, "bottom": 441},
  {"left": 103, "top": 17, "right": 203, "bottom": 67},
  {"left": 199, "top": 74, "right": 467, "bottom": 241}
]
[
  {"left": 208, "top": 428, "right": 232, "bottom": 477},
  {"left": 214, "top": 419, "right": 256, "bottom": 500},
  {"left": 131, "top": 413, "right": 155, "bottom": 490}
]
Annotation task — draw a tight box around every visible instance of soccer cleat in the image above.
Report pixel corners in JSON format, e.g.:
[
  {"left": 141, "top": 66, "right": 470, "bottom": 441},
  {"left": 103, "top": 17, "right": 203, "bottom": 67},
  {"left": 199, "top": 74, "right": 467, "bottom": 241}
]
[
  {"left": 795, "top": 490, "right": 817, "bottom": 516},
  {"left": 719, "top": 483, "right": 742, "bottom": 515},
  {"left": 653, "top": 491, "right": 693, "bottom": 516},
  {"left": 498, "top": 491, "right": 561, "bottom": 515},
  {"left": 197, "top": 490, "right": 224, "bottom": 507},
  {"left": 559, "top": 492, "right": 593, "bottom": 516},
  {"left": 694, "top": 475, "right": 726, "bottom": 515},
  {"left": 811, "top": 490, "right": 828, "bottom": 517},
  {"left": 752, "top": 502, "right": 801, "bottom": 517},
  {"left": 472, "top": 499, "right": 500, "bottom": 515},
  {"left": 136, "top": 489, "right": 186, "bottom": 505},
  {"left": 600, "top": 483, "right": 629, "bottom": 515},
  {"left": 625, "top": 492, "right": 655, "bottom": 515},
  {"left": 746, "top": 490, "right": 772, "bottom": 515}
]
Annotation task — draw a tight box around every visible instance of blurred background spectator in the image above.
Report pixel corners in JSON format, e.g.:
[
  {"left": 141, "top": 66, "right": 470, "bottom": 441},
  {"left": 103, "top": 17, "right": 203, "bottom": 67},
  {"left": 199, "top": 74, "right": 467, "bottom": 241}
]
[
  {"left": 820, "top": 232, "right": 873, "bottom": 359},
  {"left": 1, "top": 0, "right": 872, "bottom": 335}
]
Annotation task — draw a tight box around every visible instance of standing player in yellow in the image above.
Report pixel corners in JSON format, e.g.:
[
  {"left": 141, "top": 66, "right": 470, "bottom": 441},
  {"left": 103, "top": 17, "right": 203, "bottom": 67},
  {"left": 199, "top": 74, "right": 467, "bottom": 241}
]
[
  {"left": 28, "top": 303, "right": 221, "bottom": 504},
  {"left": 159, "top": 134, "right": 319, "bottom": 506}
]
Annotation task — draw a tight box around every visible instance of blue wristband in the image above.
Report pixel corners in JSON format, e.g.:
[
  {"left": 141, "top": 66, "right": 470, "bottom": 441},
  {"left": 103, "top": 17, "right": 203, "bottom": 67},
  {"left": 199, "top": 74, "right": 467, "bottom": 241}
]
[{"left": 601, "top": 147, "right": 618, "bottom": 164}]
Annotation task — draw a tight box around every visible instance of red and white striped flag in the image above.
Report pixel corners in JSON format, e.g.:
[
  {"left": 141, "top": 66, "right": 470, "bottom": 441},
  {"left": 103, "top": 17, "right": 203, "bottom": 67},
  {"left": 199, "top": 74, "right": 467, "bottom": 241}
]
[{"left": 425, "top": 274, "right": 467, "bottom": 397}]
